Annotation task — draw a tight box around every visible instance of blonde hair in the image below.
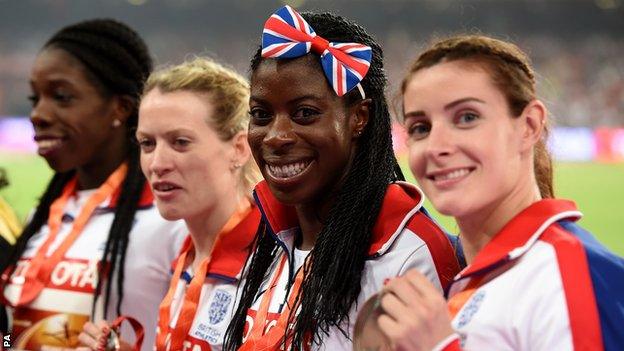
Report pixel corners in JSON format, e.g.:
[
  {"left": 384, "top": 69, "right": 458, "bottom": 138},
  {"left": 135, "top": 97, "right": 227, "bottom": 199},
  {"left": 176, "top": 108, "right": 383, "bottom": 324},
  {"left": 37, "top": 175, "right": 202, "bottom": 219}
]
[
  {"left": 143, "top": 57, "right": 260, "bottom": 193},
  {"left": 401, "top": 35, "right": 554, "bottom": 199}
]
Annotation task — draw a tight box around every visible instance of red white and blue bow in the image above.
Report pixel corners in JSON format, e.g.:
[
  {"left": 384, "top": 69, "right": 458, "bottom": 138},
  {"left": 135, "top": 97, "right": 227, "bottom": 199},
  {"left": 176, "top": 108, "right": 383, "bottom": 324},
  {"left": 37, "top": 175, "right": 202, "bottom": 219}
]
[{"left": 261, "top": 5, "right": 372, "bottom": 97}]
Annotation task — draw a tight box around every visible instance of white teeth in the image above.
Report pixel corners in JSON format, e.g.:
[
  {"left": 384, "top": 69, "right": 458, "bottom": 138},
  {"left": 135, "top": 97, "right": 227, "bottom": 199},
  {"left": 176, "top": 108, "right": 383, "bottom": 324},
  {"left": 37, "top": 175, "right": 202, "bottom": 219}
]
[
  {"left": 37, "top": 139, "right": 62, "bottom": 149},
  {"left": 267, "top": 161, "right": 310, "bottom": 179},
  {"left": 435, "top": 168, "right": 470, "bottom": 181},
  {"left": 155, "top": 184, "right": 175, "bottom": 191}
]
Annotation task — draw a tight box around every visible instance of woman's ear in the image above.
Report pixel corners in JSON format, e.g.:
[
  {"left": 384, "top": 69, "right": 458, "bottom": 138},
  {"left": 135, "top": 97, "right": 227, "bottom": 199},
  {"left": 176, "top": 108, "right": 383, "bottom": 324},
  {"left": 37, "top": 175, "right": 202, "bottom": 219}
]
[
  {"left": 230, "top": 130, "right": 252, "bottom": 171},
  {"left": 519, "top": 99, "right": 547, "bottom": 152},
  {"left": 109, "top": 95, "right": 135, "bottom": 127},
  {"left": 351, "top": 98, "right": 371, "bottom": 138}
]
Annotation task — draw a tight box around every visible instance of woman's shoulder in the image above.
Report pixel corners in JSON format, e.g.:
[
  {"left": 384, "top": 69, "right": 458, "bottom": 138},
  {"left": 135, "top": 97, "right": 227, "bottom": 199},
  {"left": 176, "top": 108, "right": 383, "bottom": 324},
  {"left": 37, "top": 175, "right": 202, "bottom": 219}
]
[{"left": 362, "top": 182, "right": 461, "bottom": 292}]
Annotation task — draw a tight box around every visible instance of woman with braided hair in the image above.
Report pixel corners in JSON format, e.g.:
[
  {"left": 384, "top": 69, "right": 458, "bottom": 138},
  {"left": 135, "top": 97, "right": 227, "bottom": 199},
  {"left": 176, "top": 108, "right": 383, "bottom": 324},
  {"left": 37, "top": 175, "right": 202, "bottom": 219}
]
[
  {"left": 223, "top": 6, "right": 460, "bottom": 351},
  {"left": 372, "top": 34, "right": 624, "bottom": 350},
  {"left": 0, "top": 19, "right": 186, "bottom": 350}
]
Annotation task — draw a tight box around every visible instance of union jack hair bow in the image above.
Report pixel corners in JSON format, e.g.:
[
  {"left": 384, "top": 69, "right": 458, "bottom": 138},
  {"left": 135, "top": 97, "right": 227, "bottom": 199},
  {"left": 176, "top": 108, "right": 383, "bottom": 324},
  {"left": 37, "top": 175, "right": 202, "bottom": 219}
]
[{"left": 261, "top": 5, "right": 372, "bottom": 97}]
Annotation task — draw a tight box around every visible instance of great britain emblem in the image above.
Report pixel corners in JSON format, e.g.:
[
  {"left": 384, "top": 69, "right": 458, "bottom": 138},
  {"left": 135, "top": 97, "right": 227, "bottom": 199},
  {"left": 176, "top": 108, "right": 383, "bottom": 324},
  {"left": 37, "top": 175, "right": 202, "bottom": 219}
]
[{"left": 208, "top": 289, "right": 232, "bottom": 325}]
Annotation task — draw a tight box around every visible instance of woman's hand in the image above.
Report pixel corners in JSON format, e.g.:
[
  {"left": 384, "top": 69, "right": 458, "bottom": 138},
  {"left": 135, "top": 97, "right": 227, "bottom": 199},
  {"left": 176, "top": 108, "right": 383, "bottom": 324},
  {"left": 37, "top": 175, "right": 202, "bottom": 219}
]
[
  {"left": 76, "top": 321, "right": 133, "bottom": 351},
  {"left": 377, "top": 269, "right": 455, "bottom": 351},
  {"left": 76, "top": 320, "right": 110, "bottom": 350}
]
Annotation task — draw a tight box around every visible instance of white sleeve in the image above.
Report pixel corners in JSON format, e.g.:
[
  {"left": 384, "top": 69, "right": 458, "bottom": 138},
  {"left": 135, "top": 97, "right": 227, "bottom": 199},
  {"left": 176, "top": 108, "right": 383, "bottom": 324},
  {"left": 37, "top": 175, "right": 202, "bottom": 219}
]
[
  {"left": 511, "top": 256, "right": 573, "bottom": 351},
  {"left": 397, "top": 241, "right": 444, "bottom": 292}
]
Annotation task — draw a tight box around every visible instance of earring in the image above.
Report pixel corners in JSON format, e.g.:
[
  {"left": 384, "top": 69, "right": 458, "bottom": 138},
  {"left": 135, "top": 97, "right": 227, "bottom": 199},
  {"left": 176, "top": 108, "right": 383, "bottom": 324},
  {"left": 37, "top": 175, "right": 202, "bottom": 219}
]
[
  {"left": 231, "top": 162, "right": 242, "bottom": 171},
  {"left": 112, "top": 119, "right": 122, "bottom": 128}
]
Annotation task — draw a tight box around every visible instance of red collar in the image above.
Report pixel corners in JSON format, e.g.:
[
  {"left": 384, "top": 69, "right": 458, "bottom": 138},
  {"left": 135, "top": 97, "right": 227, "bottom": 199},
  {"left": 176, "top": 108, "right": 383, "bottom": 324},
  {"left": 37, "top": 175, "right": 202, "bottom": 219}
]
[
  {"left": 459, "top": 199, "right": 582, "bottom": 278},
  {"left": 177, "top": 206, "right": 261, "bottom": 281},
  {"left": 253, "top": 180, "right": 425, "bottom": 256}
]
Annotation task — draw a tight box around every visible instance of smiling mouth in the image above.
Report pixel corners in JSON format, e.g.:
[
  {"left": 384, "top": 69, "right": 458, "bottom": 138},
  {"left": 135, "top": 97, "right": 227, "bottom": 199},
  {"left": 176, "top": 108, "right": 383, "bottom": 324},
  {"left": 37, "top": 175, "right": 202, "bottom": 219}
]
[
  {"left": 428, "top": 167, "right": 475, "bottom": 182},
  {"left": 36, "top": 138, "right": 66, "bottom": 155},
  {"left": 266, "top": 160, "right": 312, "bottom": 179}
]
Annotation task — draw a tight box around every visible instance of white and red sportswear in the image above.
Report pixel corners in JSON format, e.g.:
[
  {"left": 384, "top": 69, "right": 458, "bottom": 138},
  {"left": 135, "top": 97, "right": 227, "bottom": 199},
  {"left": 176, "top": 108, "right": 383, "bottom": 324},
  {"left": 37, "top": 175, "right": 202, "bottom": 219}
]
[
  {"left": 155, "top": 205, "right": 260, "bottom": 351},
  {"left": 3, "top": 184, "right": 187, "bottom": 351},
  {"left": 435, "top": 199, "right": 624, "bottom": 351},
  {"left": 242, "top": 180, "right": 461, "bottom": 350}
]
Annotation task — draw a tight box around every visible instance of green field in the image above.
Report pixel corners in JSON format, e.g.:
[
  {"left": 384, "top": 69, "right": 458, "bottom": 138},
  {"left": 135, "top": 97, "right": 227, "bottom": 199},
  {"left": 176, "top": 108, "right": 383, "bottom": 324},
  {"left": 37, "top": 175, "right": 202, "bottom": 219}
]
[
  {"left": 1, "top": 152, "right": 622, "bottom": 255},
  {"left": 401, "top": 159, "right": 624, "bottom": 256}
]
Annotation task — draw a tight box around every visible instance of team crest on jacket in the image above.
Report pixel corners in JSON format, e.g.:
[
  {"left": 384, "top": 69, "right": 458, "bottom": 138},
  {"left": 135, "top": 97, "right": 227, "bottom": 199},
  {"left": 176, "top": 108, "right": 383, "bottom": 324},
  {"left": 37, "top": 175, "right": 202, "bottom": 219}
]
[
  {"left": 457, "top": 290, "right": 486, "bottom": 328},
  {"left": 208, "top": 289, "right": 232, "bottom": 325}
]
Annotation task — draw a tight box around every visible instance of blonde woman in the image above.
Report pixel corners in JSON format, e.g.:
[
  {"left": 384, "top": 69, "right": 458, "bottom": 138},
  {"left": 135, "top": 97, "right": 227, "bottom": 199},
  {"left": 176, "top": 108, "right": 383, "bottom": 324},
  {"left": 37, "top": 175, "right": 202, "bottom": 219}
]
[{"left": 79, "top": 58, "right": 261, "bottom": 351}]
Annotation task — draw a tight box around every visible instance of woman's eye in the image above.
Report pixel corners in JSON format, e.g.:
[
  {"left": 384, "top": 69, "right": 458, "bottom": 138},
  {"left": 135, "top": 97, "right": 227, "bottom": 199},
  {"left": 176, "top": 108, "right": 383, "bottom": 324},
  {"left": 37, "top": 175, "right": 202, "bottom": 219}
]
[
  {"left": 249, "top": 108, "right": 272, "bottom": 125},
  {"left": 292, "top": 107, "right": 320, "bottom": 123},
  {"left": 27, "top": 94, "right": 39, "bottom": 106},
  {"left": 457, "top": 111, "right": 480, "bottom": 125},
  {"left": 407, "top": 121, "right": 431, "bottom": 140},
  {"left": 53, "top": 91, "right": 74, "bottom": 104},
  {"left": 138, "top": 139, "right": 155, "bottom": 152},
  {"left": 174, "top": 138, "right": 191, "bottom": 148}
]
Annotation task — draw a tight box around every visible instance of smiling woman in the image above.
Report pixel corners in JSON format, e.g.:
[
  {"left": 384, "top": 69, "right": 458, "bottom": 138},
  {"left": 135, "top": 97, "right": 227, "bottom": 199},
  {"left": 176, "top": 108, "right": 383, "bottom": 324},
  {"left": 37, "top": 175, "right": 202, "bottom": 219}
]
[
  {"left": 28, "top": 48, "right": 126, "bottom": 180},
  {"left": 0, "top": 19, "right": 187, "bottom": 350},
  {"left": 223, "top": 6, "right": 461, "bottom": 351},
  {"left": 374, "top": 34, "right": 624, "bottom": 351}
]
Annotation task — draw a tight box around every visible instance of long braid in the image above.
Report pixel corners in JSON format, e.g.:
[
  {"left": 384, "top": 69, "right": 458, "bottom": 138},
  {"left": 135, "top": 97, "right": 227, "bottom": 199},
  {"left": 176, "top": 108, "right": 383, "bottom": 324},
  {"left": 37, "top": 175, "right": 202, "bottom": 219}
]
[
  {"left": 3, "top": 19, "right": 153, "bottom": 320},
  {"left": 223, "top": 222, "right": 279, "bottom": 347},
  {"left": 224, "top": 11, "right": 403, "bottom": 350},
  {"left": 46, "top": 19, "right": 155, "bottom": 319},
  {"left": 105, "top": 146, "right": 145, "bottom": 316}
]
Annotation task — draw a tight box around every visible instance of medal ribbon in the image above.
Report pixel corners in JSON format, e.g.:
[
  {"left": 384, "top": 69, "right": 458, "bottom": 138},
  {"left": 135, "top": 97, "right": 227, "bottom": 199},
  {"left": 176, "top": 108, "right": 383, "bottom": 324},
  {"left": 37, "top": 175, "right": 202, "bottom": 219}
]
[
  {"left": 156, "top": 199, "right": 252, "bottom": 351},
  {"left": 7, "top": 163, "right": 127, "bottom": 306},
  {"left": 239, "top": 252, "right": 309, "bottom": 351},
  {"left": 110, "top": 315, "right": 145, "bottom": 351}
]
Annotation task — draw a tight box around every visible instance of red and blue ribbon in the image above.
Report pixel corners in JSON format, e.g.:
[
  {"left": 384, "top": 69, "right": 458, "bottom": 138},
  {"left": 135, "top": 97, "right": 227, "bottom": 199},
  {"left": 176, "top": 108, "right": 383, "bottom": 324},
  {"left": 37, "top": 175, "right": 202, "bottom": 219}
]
[{"left": 261, "top": 5, "right": 372, "bottom": 97}]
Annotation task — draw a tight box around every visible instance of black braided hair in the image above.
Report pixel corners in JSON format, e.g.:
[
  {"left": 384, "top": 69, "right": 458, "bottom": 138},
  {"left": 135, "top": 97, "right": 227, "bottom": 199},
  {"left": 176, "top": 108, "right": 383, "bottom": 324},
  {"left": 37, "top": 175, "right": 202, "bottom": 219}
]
[
  {"left": 1, "top": 18, "right": 153, "bottom": 319},
  {"left": 224, "top": 11, "right": 404, "bottom": 350}
]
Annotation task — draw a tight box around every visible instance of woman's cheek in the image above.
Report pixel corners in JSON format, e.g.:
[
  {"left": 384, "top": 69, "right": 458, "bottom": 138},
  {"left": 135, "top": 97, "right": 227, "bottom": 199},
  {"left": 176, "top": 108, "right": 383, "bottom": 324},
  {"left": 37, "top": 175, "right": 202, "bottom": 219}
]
[{"left": 407, "top": 143, "right": 425, "bottom": 182}]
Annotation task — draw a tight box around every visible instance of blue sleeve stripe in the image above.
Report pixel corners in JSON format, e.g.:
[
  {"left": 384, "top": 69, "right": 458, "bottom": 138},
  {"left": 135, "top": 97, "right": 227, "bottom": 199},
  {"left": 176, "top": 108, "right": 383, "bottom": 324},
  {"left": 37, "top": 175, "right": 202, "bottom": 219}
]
[{"left": 558, "top": 220, "right": 624, "bottom": 351}]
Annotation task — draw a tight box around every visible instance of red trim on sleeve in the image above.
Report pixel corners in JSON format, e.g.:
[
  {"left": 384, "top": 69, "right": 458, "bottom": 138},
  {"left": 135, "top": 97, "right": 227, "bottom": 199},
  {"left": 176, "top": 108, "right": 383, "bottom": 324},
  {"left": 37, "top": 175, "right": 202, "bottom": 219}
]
[
  {"left": 368, "top": 183, "right": 419, "bottom": 255},
  {"left": 442, "top": 338, "right": 462, "bottom": 351},
  {"left": 405, "top": 212, "right": 460, "bottom": 290},
  {"left": 541, "top": 228, "right": 604, "bottom": 350}
]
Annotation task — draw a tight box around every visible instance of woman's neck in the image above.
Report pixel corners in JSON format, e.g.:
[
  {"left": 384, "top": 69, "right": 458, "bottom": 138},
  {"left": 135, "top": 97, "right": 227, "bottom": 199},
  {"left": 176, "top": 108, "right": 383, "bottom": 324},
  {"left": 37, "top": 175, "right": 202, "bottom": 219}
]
[
  {"left": 456, "top": 179, "right": 541, "bottom": 264},
  {"left": 294, "top": 194, "right": 337, "bottom": 250},
  {"left": 76, "top": 134, "right": 128, "bottom": 190},
  {"left": 295, "top": 206, "right": 323, "bottom": 251},
  {"left": 185, "top": 192, "right": 242, "bottom": 269}
]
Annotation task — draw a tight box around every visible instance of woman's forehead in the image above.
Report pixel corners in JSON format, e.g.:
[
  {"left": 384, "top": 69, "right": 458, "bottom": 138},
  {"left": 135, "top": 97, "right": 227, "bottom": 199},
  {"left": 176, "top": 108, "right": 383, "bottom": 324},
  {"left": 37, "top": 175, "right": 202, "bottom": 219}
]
[
  {"left": 253, "top": 55, "right": 322, "bottom": 79},
  {"left": 250, "top": 55, "right": 335, "bottom": 100}
]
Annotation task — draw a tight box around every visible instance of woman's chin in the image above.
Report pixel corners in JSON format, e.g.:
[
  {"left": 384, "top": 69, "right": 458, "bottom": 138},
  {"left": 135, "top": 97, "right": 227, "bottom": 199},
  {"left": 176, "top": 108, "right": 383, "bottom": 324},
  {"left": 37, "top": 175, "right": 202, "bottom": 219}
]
[
  {"left": 429, "top": 198, "right": 467, "bottom": 219},
  {"left": 155, "top": 206, "right": 184, "bottom": 222}
]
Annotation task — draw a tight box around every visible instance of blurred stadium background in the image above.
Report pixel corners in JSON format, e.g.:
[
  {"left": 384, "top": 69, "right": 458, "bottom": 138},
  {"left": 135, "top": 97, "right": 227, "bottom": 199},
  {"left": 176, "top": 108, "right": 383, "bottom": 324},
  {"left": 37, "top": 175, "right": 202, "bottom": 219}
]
[{"left": 0, "top": 0, "right": 622, "bottom": 255}]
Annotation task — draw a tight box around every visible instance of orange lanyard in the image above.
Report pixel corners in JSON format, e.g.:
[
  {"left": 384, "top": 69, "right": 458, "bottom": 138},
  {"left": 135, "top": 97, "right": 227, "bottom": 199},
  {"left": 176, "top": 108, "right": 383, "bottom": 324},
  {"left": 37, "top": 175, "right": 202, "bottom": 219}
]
[
  {"left": 239, "top": 253, "right": 308, "bottom": 351},
  {"left": 447, "top": 275, "right": 485, "bottom": 318},
  {"left": 8, "top": 164, "right": 127, "bottom": 307},
  {"left": 156, "top": 200, "right": 252, "bottom": 351}
]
